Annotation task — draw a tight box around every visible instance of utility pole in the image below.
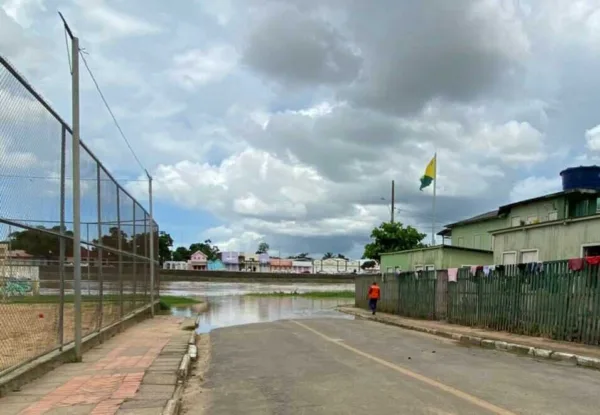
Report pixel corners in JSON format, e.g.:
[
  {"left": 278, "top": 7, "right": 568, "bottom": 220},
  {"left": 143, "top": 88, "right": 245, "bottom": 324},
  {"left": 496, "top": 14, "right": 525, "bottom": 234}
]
[
  {"left": 60, "top": 11, "right": 82, "bottom": 361},
  {"left": 147, "top": 171, "right": 155, "bottom": 317},
  {"left": 390, "top": 180, "right": 395, "bottom": 223}
]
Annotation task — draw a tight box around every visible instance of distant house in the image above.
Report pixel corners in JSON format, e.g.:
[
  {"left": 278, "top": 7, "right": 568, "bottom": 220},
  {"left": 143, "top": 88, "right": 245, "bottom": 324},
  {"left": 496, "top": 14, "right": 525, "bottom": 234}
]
[
  {"left": 292, "top": 260, "right": 312, "bottom": 273},
  {"left": 270, "top": 258, "right": 292, "bottom": 273},
  {"left": 242, "top": 253, "right": 259, "bottom": 272},
  {"left": 207, "top": 259, "right": 225, "bottom": 271},
  {"left": 313, "top": 258, "right": 350, "bottom": 274},
  {"left": 187, "top": 251, "right": 207, "bottom": 270},
  {"left": 258, "top": 253, "right": 270, "bottom": 272},
  {"left": 163, "top": 261, "right": 187, "bottom": 270},
  {"left": 221, "top": 251, "right": 241, "bottom": 271}
]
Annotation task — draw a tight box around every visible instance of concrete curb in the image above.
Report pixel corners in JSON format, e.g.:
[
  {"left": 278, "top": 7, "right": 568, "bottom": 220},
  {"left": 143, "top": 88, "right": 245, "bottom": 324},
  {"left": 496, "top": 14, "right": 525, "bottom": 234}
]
[
  {"left": 338, "top": 308, "right": 600, "bottom": 371},
  {"left": 162, "top": 302, "right": 207, "bottom": 415}
]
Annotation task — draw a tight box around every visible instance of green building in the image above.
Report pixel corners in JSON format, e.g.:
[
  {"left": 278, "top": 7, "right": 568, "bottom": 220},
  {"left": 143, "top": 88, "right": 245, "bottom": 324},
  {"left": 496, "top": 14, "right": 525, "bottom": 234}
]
[
  {"left": 380, "top": 245, "right": 493, "bottom": 273},
  {"left": 438, "top": 188, "right": 600, "bottom": 265}
]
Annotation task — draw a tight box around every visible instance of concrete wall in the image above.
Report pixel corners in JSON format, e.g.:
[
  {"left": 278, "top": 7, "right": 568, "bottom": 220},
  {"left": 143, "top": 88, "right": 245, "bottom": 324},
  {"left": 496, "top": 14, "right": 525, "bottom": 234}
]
[
  {"left": 509, "top": 196, "right": 566, "bottom": 224},
  {"left": 440, "top": 248, "right": 493, "bottom": 268},
  {"left": 450, "top": 218, "right": 506, "bottom": 250},
  {"left": 492, "top": 215, "right": 600, "bottom": 263}
]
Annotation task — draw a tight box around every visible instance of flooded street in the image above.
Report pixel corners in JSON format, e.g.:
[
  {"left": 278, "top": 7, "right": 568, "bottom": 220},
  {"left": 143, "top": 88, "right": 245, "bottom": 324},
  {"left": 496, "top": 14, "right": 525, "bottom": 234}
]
[{"left": 161, "top": 281, "right": 355, "bottom": 333}]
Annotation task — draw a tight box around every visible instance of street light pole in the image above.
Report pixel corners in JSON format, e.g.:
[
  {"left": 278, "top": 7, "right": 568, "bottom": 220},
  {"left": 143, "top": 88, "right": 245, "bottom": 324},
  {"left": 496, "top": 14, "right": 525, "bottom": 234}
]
[{"left": 390, "top": 180, "right": 395, "bottom": 223}]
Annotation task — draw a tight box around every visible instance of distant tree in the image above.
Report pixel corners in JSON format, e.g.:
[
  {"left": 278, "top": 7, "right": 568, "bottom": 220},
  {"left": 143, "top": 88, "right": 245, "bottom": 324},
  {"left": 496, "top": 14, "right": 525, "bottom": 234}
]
[
  {"left": 256, "top": 242, "right": 270, "bottom": 254},
  {"left": 172, "top": 246, "right": 191, "bottom": 262},
  {"left": 322, "top": 252, "right": 334, "bottom": 259},
  {"left": 361, "top": 260, "right": 377, "bottom": 270},
  {"left": 189, "top": 239, "right": 220, "bottom": 261},
  {"left": 6, "top": 226, "right": 74, "bottom": 259},
  {"left": 336, "top": 253, "right": 347, "bottom": 260},
  {"left": 158, "top": 232, "right": 173, "bottom": 264},
  {"left": 363, "top": 221, "right": 426, "bottom": 262}
]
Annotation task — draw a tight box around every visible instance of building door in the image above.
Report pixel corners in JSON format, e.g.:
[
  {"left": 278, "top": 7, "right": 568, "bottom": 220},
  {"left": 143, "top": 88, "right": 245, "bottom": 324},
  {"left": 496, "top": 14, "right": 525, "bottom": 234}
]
[
  {"left": 521, "top": 250, "right": 539, "bottom": 263},
  {"left": 502, "top": 252, "right": 517, "bottom": 265}
]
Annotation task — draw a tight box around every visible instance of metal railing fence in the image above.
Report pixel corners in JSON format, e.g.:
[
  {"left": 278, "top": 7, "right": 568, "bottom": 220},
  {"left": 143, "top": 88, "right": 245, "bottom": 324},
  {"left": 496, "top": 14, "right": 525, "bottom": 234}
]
[
  {"left": 0, "top": 55, "right": 158, "bottom": 375},
  {"left": 356, "top": 260, "right": 600, "bottom": 345}
]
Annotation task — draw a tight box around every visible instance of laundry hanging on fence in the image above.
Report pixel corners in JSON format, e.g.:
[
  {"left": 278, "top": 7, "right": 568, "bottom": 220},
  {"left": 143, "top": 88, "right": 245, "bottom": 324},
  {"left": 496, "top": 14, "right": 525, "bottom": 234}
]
[
  {"left": 535, "top": 262, "right": 544, "bottom": 273},
  {"left": 483, "top": 265, "right": 495, "bottom": 276},
  {"left": 568, "top": 258, "right": 584, "bottom": 271},
  {"left": 470, "top": 266, "right": 478, "bottom": 276},
  {"left": 448, "top": 268, "right": 458, "bottom": 282},
  {"left": 517, "top": 263, "right": 527, "bottom": 272},
  {"left": 585, "top": 256, "right": 600, "bottom": 266}
]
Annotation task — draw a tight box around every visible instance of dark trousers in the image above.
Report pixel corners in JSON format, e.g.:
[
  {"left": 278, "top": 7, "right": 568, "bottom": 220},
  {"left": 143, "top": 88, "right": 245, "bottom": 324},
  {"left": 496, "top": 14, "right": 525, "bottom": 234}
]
[{"left": 368, "top": 298, "right": 378, "bottom": 313}]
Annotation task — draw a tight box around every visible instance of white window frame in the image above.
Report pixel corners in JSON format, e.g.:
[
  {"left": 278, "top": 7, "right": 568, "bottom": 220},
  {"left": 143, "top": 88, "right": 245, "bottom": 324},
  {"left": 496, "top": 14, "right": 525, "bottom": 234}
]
[
  {"left": 520, "top": 249, "right": 539, "bottom": 263},
  {"left": 580, "top": 243, "right": 600, "bottom": 257},
  {"left": 511, "top": 216, "right": 521, "bottom": 227},
  {"left": 547, "top": 211, "right": 558, "bottom": 221},
  {"left": 414, "top": 265, "right": 424, "bottom": 271},
  {"left": 502, "top": 251, "right": 518, "bottom": 265},
  {"left": 424, "top": 264, "right": 435, "bottom": 271},
  {"left": 526, "top": 215, "right": 538, "bottom": 224},
  {"left": 386, "top": 267, "right": 394, "bottom": 273},
  {"left": 474, "top": 234, "right": 482, "bottom": 248}
]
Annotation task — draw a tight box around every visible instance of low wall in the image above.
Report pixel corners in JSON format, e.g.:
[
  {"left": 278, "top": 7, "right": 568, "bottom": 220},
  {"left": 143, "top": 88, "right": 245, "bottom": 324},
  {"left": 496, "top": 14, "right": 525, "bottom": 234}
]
[{"left": 160, "top": 270, "right": 356, "bottom": 283}]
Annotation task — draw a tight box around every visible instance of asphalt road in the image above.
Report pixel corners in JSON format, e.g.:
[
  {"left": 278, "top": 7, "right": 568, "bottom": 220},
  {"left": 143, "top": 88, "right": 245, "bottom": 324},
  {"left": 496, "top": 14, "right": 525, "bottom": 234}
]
[{"left": 200, "top": 318, "right": 600, "bottom": 414}]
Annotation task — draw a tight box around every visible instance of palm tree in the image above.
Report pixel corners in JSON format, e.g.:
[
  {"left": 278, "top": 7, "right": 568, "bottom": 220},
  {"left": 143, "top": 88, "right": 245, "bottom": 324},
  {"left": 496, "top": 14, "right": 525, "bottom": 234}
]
[{"left": 322, "top": 252, "right": 334, "bottom": 259}]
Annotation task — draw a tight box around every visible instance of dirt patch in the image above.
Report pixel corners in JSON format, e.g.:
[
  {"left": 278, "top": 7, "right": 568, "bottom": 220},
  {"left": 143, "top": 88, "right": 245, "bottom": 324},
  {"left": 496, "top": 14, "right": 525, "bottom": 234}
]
[
  {"left": 181, "top": 333, "right": 211, "bottom": 415},
  {"left": 0, "top": 302, "right": 132, "bottom": 372}
]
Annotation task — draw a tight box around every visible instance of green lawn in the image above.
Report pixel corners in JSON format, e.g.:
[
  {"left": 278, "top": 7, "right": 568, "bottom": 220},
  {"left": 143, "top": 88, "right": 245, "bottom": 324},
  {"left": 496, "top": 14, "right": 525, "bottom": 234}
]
[
  {"left": 4, "top": 294, "right": 200, "bottom": 307},
  {"left": 245, "top": 291, "right": 355, "bottom": 299}
]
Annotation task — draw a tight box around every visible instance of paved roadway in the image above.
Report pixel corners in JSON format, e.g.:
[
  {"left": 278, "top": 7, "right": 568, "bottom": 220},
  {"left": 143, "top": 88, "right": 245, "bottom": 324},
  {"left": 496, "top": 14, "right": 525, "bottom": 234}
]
[{"left": 200, "top": 318, "right": 600, "bottom": 414}]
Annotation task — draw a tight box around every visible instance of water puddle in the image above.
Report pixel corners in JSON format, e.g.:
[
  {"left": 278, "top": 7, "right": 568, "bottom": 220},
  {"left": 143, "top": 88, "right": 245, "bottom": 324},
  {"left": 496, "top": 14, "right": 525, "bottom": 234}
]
[{"left": 162, "top": 281, "right": 355, "bottom": 333}]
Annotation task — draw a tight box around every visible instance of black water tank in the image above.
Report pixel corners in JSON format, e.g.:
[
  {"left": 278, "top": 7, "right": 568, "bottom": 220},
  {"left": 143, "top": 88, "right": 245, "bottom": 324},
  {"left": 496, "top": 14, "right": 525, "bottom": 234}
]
[{"left": 560, "top": 166, "right": 600, "bottom": 191}]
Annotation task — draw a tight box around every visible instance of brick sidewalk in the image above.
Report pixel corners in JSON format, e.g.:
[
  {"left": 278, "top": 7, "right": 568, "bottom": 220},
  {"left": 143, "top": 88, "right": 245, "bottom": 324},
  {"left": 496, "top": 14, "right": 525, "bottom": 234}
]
[
  {"left": 0, "top": 315, "right": 191, "bottom": 415},
  {"left": 339, "top": 307, "right": 600, "bottom": 359}
]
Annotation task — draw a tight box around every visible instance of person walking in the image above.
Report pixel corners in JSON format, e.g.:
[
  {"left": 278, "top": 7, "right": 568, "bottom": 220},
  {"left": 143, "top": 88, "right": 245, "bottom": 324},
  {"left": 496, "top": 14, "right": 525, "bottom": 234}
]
[{"left": 368, "top": 281, "right": 381, "bottom": 315}]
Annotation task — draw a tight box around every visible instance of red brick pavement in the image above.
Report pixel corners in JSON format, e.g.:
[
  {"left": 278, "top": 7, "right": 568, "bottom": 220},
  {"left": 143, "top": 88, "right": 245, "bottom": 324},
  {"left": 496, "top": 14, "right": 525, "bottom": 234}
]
[{"left": 7, "top": 315, "right": 186, "bottom": 415}]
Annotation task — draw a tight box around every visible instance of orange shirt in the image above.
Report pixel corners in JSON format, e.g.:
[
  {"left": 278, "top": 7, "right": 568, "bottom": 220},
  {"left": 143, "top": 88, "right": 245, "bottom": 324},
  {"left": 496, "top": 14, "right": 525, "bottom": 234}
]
[{"left": 368, "top": 285, "right": 380, "bottom": 299}]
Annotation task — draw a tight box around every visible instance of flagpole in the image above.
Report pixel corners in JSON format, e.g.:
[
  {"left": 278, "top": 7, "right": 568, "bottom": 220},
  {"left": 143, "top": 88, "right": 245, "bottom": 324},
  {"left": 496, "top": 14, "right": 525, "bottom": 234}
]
[{"left": 431, "top": 152, "right": 437, "bottom": 246}]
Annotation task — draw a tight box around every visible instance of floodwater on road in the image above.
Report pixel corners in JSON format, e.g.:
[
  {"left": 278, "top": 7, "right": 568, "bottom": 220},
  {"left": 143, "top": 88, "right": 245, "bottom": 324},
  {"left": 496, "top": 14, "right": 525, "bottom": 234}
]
[{"left": 162, "top": 281, "right": 355, "bottom": 333}]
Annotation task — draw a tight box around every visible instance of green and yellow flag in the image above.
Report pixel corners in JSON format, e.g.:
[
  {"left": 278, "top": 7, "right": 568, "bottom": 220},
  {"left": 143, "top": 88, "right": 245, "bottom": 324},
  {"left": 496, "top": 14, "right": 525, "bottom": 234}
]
[{"left": 419, "top": 155, "right": 436, "bottom": 191}]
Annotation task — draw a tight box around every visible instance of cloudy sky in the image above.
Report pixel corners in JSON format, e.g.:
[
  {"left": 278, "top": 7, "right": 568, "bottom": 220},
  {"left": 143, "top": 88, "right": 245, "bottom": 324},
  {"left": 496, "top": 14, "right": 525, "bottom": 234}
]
[{"left": 2, "top": 0, "right": 600, "bottom": 258}]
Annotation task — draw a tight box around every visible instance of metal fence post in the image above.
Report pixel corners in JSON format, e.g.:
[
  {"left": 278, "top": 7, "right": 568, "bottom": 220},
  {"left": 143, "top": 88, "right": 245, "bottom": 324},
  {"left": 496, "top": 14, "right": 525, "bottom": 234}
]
[
  {"left": 96, "top": 165, "right": 103, "bottom": 331},
  {"left": 58, "top": 125, "right": 66, "bottom": 350},
  {"left": 132, "top": 203, "right": 137, "bottom": 310},
  {"left": 71, "top": 35, "right": 83, "bottom": 362},
  {"left": 117, "top": 189, "right": 123, "bottom": 318},
  {"left": 148, "top": 173, "right": 155, "bottom": 317}
]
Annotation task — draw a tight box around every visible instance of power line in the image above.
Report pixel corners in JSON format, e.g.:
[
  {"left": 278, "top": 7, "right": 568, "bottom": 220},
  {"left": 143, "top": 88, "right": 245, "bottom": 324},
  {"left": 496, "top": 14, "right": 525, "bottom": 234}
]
[
  {"left": 58, "top": 11, "right": 147, "bottom": 175},
  {"left": 78, "top": 52, "right": 147, "bottom": 173}
]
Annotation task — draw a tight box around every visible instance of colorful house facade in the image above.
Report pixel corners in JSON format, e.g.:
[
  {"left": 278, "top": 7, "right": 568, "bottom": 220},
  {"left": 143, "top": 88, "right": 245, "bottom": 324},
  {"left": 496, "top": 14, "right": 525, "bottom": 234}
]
[
  {"left": 188, "top": 251, "right": 207, "bottom": 270},
  {"left": 270, "top": 258, "right": 293, "bottom": 273},
  {"left": 221, "top": 251, "right": 241, "bottom": 271}
]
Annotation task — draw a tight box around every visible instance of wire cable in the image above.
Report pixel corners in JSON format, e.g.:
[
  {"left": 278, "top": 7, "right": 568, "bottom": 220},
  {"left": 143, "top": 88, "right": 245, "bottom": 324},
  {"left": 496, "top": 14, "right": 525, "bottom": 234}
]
[{"left": 78, "top": 51, "right": 147, "bottom": 173}]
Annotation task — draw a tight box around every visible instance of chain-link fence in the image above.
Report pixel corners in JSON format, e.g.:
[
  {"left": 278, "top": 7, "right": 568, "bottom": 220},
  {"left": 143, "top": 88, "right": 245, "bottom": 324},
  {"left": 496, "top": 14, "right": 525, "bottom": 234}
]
[{"left": 0, "top": 56, "right": 158, "bottom": 375}]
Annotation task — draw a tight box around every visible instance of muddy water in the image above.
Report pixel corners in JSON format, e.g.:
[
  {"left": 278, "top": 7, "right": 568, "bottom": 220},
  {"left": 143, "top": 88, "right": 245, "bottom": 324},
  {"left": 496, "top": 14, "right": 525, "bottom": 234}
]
[{"left": 162, "top": 281, "right": 355, "bottom": 333}]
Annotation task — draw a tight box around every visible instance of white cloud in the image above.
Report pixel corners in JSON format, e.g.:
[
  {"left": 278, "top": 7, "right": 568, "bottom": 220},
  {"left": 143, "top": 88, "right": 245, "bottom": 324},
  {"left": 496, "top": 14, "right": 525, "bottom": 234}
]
[
  {"left": 585, "top": 124, "right": 600, "bottom": 151},
  {"left": 509, "top": 176, "right": 563, "bottom": 203},
  {"left": 75, "top": 0, "right": 161, "bottom": 42},
  {"left": 169, "top": 46, "right": 239, "bottom": 90}
]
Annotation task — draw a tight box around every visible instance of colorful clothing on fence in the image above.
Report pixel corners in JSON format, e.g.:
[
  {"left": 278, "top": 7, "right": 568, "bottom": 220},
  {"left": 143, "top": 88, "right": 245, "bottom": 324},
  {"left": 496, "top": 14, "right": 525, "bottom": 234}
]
[
  {"left": 585, "top": 256, "right": 600, "bottom": 266},
  {"left": 447, "top": 268, "right": 458, "bottom": 282},
  {"left": 568, "top": 258, "right": 584, "bottom": 271}
]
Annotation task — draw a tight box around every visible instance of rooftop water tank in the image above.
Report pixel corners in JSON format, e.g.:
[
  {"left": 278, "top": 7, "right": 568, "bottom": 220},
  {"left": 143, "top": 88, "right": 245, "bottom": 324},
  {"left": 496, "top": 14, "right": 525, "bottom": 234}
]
[{"left": 560, "top": 166, "right": 600, "bottom": 191}]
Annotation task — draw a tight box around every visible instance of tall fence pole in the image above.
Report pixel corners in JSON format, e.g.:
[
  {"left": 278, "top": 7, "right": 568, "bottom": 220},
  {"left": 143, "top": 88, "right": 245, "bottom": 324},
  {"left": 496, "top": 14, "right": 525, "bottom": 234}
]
[
  {"left": 58, "top": 126, "right": 66, "bottom": 350},
  {"left": 147, "top": 172, "right": 155, "bottom": 317},
  {"left": 96, "top": 165, "right": 103, "bottom": 331},
  {"left": 71, "top": 35, "right": 83, "bottom": 362}
]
